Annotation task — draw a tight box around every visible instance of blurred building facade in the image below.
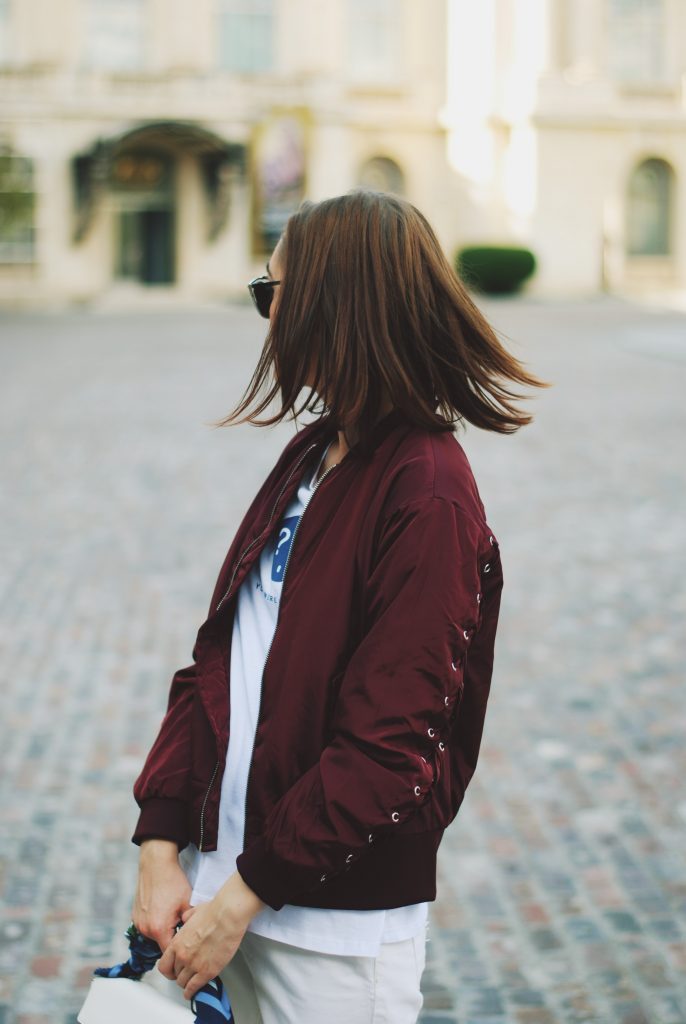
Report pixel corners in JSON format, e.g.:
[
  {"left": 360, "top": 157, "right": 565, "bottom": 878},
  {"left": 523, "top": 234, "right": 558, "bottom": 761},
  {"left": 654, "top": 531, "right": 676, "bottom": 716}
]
[
  {"left": 446, "top": 0, "right": 686, "bottom": 295},
  {"left": 0, "top": 0, "right": 685, "bottom": 306},
  {"left": 0, "top": 0, "right": 453, "bottom": 307}
]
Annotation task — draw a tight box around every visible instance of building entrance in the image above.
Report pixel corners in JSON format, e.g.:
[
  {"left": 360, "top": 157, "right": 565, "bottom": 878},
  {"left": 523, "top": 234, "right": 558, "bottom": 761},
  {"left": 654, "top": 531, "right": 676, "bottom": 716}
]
[{"left": 110, "top": 151, "right": 175, "bottom": 284}]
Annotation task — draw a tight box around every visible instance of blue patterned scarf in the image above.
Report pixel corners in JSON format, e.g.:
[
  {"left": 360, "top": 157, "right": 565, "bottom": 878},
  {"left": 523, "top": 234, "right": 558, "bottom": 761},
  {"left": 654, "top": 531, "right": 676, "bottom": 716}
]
[{"left": 93, "top": 922, "right": 234, "bottom": 1023}]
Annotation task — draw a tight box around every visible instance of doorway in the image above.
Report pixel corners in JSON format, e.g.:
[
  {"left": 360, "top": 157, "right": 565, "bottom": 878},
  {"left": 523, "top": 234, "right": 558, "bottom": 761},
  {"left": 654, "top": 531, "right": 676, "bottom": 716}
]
[
  {"left": 111, "top": 150, "right": 176, "bottom": 284},
  {"left": 118, "top": 207, "right": 175, "bottom": 284}
]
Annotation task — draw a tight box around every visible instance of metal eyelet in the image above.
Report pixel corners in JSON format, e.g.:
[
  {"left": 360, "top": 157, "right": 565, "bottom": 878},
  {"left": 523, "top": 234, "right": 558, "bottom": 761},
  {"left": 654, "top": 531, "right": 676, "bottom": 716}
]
[
  {"left": 444, "top": 695, "right": 450, "bottom": 706},
  {"left": 414, "top": 785, "right": 421, "bottom": 796},
  {"left": 477, "top": 593, "right": 481, "bottom": 603},
  {"left": 489, "top": 535, "right": 495, "bottom": 545},
  {"left": 427, "top": 727, "right": 435, "bottom": 737},
  {"left": 451, "top": 660, "right": 457, "bottom": 671},
  {"left": 368, "top": 833, "right": 374, "bottom": 843},
  {"left": 391, "top": 811, "right": 400, "bottom": 822},
  {"left": 463, "top": 629, "right": 469, "bottom": 639},
  {"left": 483, "top": 563, "right": 491, "bottom": 573},
  {"left": 345, "top": 853, "right": 353, "bottom": 863},
  {"left": 320, "top": 873, "right": 327, "bottom": 882},
  {"left": 438, "top": 741, "right": 445, "bottom": 751}
]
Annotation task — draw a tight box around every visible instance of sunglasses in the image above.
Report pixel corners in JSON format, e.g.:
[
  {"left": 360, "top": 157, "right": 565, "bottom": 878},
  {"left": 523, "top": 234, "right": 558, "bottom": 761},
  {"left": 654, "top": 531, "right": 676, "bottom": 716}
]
[{"left": 248, "top": 274, "right": 281, "bottom": 319}]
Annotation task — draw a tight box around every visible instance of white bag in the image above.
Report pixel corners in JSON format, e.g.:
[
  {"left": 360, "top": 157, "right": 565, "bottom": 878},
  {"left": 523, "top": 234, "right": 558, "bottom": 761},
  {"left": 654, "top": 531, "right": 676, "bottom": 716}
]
[
  {"left": 76, "top": 921, "right": 232, "bottom": 1023},
  {"left": 77, "top": 974, "right": 195, "bottom": 1024}
]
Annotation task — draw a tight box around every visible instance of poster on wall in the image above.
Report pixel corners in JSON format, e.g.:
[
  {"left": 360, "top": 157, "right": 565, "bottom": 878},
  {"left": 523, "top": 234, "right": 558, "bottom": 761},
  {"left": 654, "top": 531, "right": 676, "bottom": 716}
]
[{"left": 251, "top": 108, "right": 309, "bottom": 256}]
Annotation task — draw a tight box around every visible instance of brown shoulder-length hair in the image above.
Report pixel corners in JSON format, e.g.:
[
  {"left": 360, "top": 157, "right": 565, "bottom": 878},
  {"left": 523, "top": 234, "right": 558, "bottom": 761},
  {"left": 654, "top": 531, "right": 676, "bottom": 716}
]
[{"left": 212, "top": 189, "right": 550, "bottom": 448}]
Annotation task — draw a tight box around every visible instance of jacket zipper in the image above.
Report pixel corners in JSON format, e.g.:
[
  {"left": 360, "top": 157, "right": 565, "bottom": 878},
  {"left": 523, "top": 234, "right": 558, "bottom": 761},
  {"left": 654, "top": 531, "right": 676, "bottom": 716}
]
[
  {"left": 215, "top": 442, "right": 319, "bottom": 614},
  {"left": 198, "top": 440, "right": 321, "bottom": 851},
  {"left": 242, "top": 446, "right": 339, "bottom": 851},
  {"left": 198, "top": 758, "right": 220, "bottom": 852}
]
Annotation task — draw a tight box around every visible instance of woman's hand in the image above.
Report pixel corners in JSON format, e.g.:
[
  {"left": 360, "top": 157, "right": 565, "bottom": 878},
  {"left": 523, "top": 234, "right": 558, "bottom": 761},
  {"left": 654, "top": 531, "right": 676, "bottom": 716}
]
[
  {"left": 157, "top": 871, "right": 267, "bottom": 1000},
  {"left": 131, "top": 839, "right": 192, "bottom": 952}
]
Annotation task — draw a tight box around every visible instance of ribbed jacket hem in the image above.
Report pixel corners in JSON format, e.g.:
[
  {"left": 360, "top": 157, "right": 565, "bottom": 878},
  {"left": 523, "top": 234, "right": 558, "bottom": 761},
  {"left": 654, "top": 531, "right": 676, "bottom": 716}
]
[{"left": 130, "top": 797, "right": 190, "bottom": 852}]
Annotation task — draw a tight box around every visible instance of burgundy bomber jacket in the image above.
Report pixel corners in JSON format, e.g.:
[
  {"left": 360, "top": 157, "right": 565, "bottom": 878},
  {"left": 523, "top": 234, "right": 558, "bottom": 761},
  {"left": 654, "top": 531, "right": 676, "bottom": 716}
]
[{"left": 131, "top": 407, "right": 504, "bottom": 912}]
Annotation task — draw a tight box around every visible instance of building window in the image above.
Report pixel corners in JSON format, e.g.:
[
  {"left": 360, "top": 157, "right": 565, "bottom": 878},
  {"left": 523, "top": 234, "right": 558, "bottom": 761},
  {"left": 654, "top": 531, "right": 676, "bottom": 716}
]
[
  {"left": 84, "top": 0, "right": 146, "bottom": 72},
  {"left": 357, "top": 156, "right": 405, "bottom": 195},
  {"left": 0, "top": 152, "right": 36, "bottom": 264},
  {"left": 0, "top": 0, "right": 10, "bottom": 66},
  {"left": 347, "top": 0, "right": 401, "bottom": 82},
  {"left": 607, "top": 0, "right": 666, "bottom": 85},
  {"left": 626, "top": 158, "right": 674, "bottom": 256},
  {"left": 217, "top": 0, "right": 274, "bottom": 74}
]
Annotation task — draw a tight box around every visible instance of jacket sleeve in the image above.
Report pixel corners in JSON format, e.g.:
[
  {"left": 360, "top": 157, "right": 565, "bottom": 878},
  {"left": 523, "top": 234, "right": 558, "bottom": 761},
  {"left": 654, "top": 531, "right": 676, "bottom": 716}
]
[
  {"left": 129, "top": 426, "right": 321, "bottom": 853},
  {"left": 130, "top": 642, "right": 199, "bottom": 851},
  {"left": 236, "top": 495, "right": 491, "bottom": 910}
]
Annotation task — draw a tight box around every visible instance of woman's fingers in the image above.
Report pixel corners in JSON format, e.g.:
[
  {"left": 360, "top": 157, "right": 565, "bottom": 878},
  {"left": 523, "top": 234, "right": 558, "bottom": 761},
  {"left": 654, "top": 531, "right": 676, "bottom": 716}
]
[
  {"left": 184, "top": 973, "right": 209, "bottom": 1001},
  {"left": 157, "top": 897, "right": 247, "bottom": 999},
  {"left": 175, "top": 965, "right": 195, "bottom": 990},
  {"left": 158, "top": 923, "right": 178, "bottom": 951},
  {"left": 157, "top": 942, "right": 177, "bottom": 979},
  {"left": 132, "top": 914, "right": 174, "bottom": 950},
  {"left": 158, "top": 944, "right": 208, "bottom": 1000}
]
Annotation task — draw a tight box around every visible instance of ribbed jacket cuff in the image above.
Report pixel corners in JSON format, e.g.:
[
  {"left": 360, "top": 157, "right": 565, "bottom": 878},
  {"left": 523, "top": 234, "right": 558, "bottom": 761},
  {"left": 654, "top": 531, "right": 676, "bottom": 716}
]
[
  {"left": 236, "top": 839, "right": 301, "bottom": 911},
  {"left": 130, "top": 798, "right": 190, "bottom": 852}
]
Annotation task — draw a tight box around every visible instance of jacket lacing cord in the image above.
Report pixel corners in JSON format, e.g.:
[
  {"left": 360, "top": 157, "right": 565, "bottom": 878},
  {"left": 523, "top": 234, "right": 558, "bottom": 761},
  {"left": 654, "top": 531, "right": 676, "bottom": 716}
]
[{"left": 235, "top": 496, "right": 487, "bottom": 911}]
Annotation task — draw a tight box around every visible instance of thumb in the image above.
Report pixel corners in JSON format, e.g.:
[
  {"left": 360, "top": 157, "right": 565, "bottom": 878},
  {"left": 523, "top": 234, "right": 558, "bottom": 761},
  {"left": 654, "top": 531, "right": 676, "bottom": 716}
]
[{"left": 181, "top": 906, "right": 197, "bottom": 924}]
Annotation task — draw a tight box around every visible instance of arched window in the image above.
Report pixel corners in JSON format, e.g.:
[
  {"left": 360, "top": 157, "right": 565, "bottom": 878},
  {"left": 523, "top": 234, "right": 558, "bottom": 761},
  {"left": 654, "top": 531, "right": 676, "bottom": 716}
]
[
  {"left": 626, "top": 158, "right": 674, "bottom": 257},
  {"left": 0, "top": 150, "right": 36, "bottom": 264},
  {"left": 357, "top": 157, "right": 405, "bottom": 196},
  {"left": 608, "top": 0, "right": 666, "bottom": 85}
]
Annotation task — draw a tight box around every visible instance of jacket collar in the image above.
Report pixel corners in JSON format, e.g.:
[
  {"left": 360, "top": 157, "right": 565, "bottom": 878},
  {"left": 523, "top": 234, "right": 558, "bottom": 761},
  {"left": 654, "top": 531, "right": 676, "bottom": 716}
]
[{"left": 305, "top": 407, "right": 410, "bottom": 462}]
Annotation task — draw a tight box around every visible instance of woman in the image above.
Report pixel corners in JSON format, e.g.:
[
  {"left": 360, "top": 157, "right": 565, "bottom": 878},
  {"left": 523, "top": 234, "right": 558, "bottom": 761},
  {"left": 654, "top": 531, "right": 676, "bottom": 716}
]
[{"left": 130, "top": 190, "right": 548, "bottom": 1023}]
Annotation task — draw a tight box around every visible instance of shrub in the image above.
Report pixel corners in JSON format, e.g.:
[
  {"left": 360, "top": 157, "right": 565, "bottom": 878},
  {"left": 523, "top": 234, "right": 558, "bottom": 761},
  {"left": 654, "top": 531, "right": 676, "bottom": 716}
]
[{"left": 455, "top": 244, "right": 537, "bottom": 295}]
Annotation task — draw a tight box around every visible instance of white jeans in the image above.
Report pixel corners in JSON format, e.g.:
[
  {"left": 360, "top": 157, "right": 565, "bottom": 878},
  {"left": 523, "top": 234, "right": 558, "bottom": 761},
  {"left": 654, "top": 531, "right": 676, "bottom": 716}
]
[{"left": 217, "top": 923, "right": 428, "bottom": 1024}]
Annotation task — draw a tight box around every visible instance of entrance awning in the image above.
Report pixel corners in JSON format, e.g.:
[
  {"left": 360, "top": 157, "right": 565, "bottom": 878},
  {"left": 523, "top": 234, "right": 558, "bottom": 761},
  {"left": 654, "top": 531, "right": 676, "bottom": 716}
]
[{"left": 71, "top": 120, "right": 247, "bottom": 243}]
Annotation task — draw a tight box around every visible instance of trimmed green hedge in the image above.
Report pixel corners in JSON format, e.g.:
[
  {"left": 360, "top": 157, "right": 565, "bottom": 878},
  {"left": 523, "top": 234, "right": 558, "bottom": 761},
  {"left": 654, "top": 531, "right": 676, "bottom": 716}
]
[{"left": 455, "top": 245, "right": 537, "bottom": 295}]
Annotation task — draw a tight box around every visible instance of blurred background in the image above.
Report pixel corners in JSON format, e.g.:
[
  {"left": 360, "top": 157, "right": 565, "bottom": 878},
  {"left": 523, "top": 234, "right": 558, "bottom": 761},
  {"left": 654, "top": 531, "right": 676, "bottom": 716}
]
[
  {"left": 1, "top": 0, "right": 685, "bottom": 308},
  {"left": 1, "top": 4, "right": 686, "bottom": 1024}
]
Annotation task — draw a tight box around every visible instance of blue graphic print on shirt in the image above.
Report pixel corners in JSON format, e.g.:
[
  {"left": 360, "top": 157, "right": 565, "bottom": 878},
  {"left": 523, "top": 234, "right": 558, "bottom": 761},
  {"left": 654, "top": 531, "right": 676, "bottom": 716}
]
[{"left": 271, "top": 515, "right": 300, "bottom": 582}]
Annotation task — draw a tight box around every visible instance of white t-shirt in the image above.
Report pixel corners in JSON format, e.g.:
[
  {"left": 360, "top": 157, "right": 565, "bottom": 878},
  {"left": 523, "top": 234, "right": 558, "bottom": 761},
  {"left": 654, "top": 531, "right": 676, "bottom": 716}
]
[{"left": 179, "top": 442, "right": 429, "bottom": 956}]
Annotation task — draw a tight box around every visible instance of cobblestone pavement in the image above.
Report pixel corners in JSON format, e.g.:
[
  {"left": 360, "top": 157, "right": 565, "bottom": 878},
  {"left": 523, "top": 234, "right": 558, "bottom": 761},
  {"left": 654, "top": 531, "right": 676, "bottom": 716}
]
[{"left": 1, "top": 295, "right": 684, "bottom": 1024}]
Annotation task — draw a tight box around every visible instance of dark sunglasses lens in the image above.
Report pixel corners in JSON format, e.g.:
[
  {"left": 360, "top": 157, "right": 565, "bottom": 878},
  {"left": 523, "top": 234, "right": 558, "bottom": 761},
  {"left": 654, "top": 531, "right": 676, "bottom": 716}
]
[{"left": 249, "top": 280, "right": 273, "bottom": 319}]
